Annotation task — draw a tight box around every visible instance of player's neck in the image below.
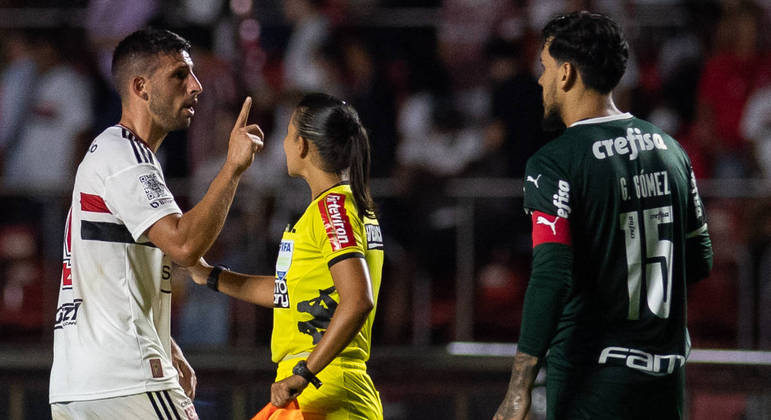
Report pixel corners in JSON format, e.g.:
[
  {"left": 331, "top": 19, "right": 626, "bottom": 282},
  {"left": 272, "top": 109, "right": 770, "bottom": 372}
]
[
  {"left": 562, "top": 90, "right": 622, "bottom": 127},
  {"left": 119, "top": 107, "right": 167, "bottom": 152},
  {"left": 305, "top": 168, "right": 344, "bottom": 201}
]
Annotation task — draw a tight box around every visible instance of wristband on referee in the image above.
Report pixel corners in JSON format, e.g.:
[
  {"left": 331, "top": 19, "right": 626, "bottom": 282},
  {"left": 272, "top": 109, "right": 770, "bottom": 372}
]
[
  {"left": 292, "top": 360, "right": 322, "bottom": 389},
  {"left": 206, "top": 265, "right": 228, "bottom": 292}
]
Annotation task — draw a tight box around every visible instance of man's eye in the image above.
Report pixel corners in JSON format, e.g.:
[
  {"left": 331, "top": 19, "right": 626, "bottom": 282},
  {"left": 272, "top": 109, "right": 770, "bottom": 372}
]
[{"left": 175, "top": 71, "right": 187, "bottom": 79}]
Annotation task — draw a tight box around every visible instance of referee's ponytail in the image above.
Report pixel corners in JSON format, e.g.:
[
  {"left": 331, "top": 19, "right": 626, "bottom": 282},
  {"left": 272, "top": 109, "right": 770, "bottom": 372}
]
[{"left": 293, "top": 93, "right": 375, "bottom": 219}]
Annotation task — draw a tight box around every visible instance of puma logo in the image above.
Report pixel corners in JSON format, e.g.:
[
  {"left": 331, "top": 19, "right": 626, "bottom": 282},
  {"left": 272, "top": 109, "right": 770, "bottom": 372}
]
[
  {"left": 526, "top": 174, "right": 542, "bottom": 188},
  {"left": 537, "top": 215, "right": 558, "bottom": 235}
]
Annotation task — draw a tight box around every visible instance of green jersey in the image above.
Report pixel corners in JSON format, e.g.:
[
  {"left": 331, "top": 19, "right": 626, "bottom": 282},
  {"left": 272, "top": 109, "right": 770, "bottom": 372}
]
[{"left": 520, "top": 113, "right": 712, "bottom": 383}]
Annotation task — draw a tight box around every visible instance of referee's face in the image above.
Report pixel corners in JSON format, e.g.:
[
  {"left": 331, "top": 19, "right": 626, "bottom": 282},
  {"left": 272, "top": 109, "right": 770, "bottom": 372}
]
[{"left": 283, "top": 115, "right": 301, "bottom": 177}]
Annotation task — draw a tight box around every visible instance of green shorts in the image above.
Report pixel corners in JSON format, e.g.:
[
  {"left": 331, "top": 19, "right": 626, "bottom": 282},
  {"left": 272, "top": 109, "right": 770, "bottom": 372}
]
[
  {"left": 276, "top": 357, "right": 383, "bottom": 420},
  {"left": 546, "top": 366, "right": 684, "bottom": 420}
]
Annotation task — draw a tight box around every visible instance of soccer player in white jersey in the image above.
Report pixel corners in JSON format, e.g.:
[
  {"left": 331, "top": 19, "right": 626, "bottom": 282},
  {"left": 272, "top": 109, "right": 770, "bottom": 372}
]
[{"left": 49, "top": 28, "right": 264, "bottom": 419}]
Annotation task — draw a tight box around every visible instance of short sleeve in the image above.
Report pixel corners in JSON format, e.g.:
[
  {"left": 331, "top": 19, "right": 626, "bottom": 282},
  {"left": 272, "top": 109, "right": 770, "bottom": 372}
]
[
  {"left": 314, "top": 193, "right": 366, "bottom": 267},
  {"left": 104, "top": 164, "right": 182, "bottom": 241},
  {"left": 523, "top": 152, "right": 573, "bottom": 219}
]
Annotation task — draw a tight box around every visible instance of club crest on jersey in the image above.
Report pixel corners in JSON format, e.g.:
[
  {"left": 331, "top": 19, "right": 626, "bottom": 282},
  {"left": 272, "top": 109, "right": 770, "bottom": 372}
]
[
  {"left": 318, "top": 194, "right": 356, "bottom": 252},
  {"left": 138, "top": 173, "right": 173, "bottom": 208},
  {"left": 552, "top": 180, "right": 571, "bottom": 218}
]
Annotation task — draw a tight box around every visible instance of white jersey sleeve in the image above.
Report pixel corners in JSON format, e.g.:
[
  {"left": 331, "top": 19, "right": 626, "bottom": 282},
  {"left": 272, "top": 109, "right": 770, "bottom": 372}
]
[{"left": 104, "top": 164, "right": 181, "bottom": 241}]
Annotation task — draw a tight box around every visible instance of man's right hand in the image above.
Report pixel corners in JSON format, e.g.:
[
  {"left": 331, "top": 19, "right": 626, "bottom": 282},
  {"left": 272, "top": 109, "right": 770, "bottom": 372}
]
[{"left": 226, "top": 96, "right": 264, "bottom": 174}]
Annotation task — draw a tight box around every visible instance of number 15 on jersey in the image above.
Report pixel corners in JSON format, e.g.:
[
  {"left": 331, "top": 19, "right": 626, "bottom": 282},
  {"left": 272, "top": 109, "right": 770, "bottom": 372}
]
[{"left": 620, "top": 206, "right": 673, "bottom": 320}]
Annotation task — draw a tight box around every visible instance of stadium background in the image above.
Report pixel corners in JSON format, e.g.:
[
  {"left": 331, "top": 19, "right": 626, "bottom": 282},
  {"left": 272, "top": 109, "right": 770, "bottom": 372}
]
[{"left": 0, "top": 0, "right": 769, "bottom": 418}]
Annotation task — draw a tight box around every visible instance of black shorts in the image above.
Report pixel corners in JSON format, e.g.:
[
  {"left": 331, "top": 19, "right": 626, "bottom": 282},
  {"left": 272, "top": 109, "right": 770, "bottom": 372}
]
[{"left": 546, "top": 367, "right": 684, "bottom": 420}]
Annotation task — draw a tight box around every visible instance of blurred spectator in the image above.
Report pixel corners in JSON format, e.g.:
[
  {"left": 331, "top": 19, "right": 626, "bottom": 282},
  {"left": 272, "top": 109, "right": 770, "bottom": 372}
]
[
  {"left": 86, "top": 0, "right": 159, "bottom": 131},
  {"left": 437, "top": 0, "right": 514, "bottom": 91},
  {"left": 0, "top": 31, "right": 37, "bottom": 167},
  {"left": 477, "top": 36, "right": 543, "bottom": 178},
  {"left": 693, "top": 0, "right": 771, "bottom": 178},
  {"left": 740, "top": 85, "right": 771, "bottom": 178},
  {"left": 85, "top": 0, "right": 159, "bottom": 85},
  {"left": 282, "top": 0, "right": 330, "bottom": 94},
  {"left": 2, "top": 28, "right": 93, "bottom": 193},
  {"left": 322, "top": 32, "right": 398, "bottom": 178}
]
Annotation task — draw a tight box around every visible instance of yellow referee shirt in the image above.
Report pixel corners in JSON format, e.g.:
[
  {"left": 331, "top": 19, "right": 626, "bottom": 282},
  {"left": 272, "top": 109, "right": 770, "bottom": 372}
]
[{"left": 271, "top": 183, "right": 384, "bottom": 364}]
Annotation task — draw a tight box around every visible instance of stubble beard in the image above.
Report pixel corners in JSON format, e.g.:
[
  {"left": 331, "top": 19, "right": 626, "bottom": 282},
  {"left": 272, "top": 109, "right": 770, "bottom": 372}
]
[
  {"left": 542, "top": 102, "right": 566, "bottom": 133},
  {"left": 149, "top": 94, "right": 191, "bottom": 133}
]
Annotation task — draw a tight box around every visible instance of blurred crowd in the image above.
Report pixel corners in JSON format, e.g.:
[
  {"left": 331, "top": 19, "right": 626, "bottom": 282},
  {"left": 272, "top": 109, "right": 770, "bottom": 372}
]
[{"left": 0, "top": 0, "right": 769, "bottom": 350}]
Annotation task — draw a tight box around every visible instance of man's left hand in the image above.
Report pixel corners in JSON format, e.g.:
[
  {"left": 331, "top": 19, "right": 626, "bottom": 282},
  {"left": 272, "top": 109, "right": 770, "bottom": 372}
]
[{"left": 171, "top": 339, "right": 197, "bottom": 400}]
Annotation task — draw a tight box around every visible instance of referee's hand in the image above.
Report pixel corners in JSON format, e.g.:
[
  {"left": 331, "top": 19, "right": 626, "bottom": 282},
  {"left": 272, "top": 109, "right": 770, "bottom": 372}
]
[{"left": 270, "top": 375, "right": 308, "bottom": 408}]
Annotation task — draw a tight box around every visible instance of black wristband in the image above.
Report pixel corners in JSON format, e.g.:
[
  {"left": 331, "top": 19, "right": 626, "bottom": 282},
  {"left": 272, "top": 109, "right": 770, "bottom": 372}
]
[
  {"left": 206, "top": 265, "right": 227, "bottom": 291},
  {"left": 292, "top": 360, "right": 322, "bottom": 389}
]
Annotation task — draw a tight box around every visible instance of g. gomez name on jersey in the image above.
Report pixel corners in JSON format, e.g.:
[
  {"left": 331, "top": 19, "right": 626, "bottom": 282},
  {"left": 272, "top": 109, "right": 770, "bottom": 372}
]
[{"left": 592, "top": 127, "right": 668, "bottom": 160}]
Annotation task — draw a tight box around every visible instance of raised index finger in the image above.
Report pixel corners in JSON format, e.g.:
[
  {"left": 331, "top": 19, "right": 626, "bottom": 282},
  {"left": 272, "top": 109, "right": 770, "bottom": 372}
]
[{"left": 235, "top": 96, "right": 252, "bottom": 127}]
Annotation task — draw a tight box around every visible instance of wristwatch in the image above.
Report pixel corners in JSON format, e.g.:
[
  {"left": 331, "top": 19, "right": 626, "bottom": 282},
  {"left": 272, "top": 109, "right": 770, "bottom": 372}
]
[
  {"left": 293, "top": 360, "right": 322, "bottom": 389},
  {"left": 206, "top": 265, "right": 228, "bottom": 291}
]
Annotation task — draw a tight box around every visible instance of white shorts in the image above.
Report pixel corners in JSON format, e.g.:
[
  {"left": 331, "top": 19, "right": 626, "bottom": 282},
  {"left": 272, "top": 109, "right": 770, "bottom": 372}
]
[{"left": 51, "top": 388, "right": 199, "bottom": 420}]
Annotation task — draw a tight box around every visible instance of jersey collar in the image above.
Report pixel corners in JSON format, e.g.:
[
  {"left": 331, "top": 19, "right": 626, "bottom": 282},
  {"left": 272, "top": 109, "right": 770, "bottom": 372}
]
[
  {"left": 570, "top": 112, "right": 633, "bottom": 127},
  {"left": 115, "top": 124, "right": 153, "bottom": 149}
]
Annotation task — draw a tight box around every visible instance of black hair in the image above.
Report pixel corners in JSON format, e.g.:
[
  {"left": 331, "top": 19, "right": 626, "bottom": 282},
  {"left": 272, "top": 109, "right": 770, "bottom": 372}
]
[
  {"left": 111, "top": 28, "right": 191, "bottom": 96},
  {"left": 542, "top": 11, "right": 628, "bottom": 94},
  {"left": 293, "top": 93, "right": 375, "bottom": 219}
]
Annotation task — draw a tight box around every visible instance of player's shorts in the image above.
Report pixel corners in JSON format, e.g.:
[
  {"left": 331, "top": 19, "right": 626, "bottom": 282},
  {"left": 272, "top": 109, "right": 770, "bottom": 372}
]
[
  {"left": 276, "top": 357, "right": 383, "bottom": 420},
  {"left": 51, "top": 387, "right": 198, "bottom": 420},
  {"left": 546, "top": 366, "right": 684, "bottom": 420}
]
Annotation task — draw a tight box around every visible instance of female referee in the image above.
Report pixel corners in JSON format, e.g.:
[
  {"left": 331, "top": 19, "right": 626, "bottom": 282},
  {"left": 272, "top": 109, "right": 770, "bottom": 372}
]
[{"left": 187, "top": 93, "right": 384, "bottom": 419}]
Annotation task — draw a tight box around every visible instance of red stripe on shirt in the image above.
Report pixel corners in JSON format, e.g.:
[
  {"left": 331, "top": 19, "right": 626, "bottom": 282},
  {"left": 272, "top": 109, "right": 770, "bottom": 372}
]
[
  {"left": 318, "top": 193, "right": 356, "bottom": 252},
  {"left": 80, "top": 193, "right": 111, "bottom": 213},
  {"left": 531, "top": 210, "right": 571, "bottom": 247}
]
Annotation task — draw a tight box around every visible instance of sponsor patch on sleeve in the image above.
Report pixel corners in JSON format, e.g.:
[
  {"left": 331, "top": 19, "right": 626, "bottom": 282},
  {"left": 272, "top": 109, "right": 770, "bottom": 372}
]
[
  {"left": 318, "top": 193, "right": 356, "bottom": 252},
  {"left": 138, "top": 173, "right": 174, "bottom": 208},
  {"left": 531, "top": 210, "right": 571, "bottom": 247}
]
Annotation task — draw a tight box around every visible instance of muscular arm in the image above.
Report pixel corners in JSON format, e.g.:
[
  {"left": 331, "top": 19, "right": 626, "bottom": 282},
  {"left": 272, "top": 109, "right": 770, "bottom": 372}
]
[
  {"left": 494, "top": 352, "right": 540, "bottom": 420},
  {"left": 187, "top": 260, "right": 274, "bottom": 308},
  {"left": 147, "top": 98, "right": 263, "bottom": 266}
]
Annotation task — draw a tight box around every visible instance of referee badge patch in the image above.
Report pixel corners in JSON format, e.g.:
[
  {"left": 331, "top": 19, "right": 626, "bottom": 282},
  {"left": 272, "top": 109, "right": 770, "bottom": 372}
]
[{"left": 274, "top": 239, "right": 293, "bottom": 308}]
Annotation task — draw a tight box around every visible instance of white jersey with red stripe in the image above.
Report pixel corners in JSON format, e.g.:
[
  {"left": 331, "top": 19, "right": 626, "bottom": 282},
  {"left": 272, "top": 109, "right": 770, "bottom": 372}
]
[{"left": 49, "top": 125, "right": 183, "bottom": 403}]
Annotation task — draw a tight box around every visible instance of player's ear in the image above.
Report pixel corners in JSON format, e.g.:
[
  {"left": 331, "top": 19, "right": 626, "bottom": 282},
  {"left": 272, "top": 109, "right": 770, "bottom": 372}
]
[
  {"left": 559, "top": 61, "right": 576, "bottom": 91},
  {"left": 132, "top": 76, "right": 149, "bottom": 101},
  {"left": 298, "top": 135, "right": 310, "bottom": 159}
]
